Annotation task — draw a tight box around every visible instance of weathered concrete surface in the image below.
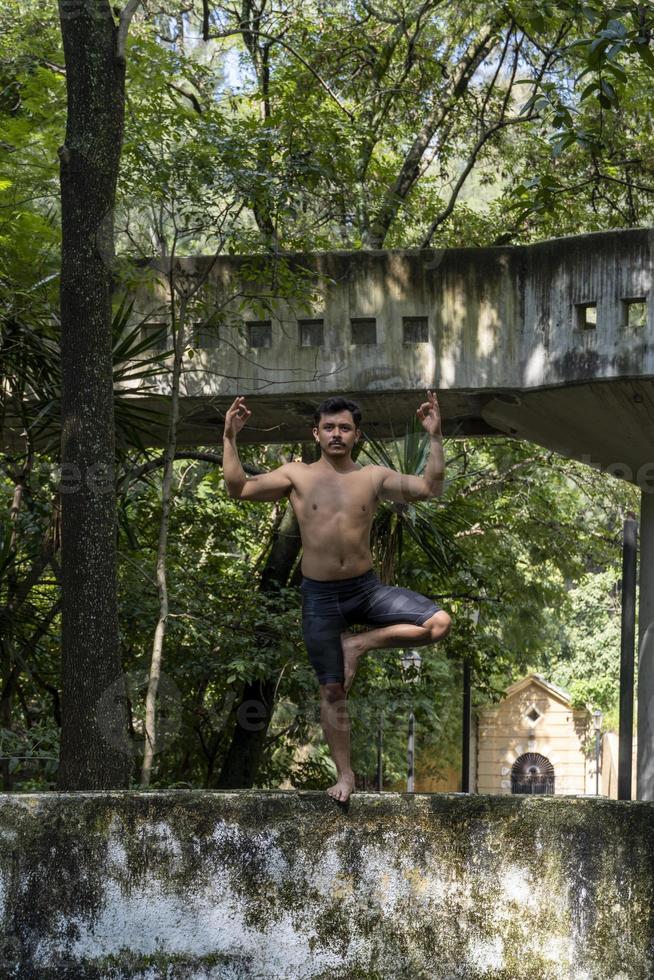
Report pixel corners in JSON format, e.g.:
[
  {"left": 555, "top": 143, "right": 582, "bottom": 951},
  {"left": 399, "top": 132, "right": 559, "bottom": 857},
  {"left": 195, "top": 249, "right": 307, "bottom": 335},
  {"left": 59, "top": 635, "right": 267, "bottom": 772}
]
[
  {"left": 123, "top": 228, "right": 654, "bottom": 476},
  {"left": 1, "top": 791, "right": 653, "bottom": 979}
]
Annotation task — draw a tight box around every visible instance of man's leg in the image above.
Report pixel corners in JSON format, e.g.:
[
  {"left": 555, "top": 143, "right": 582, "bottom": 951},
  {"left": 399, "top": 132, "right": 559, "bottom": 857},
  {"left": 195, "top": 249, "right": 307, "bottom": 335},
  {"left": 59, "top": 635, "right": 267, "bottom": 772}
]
[
  {"left": 300, "top": 601, "right": 356, "bottom": 801},
  {"left": 319, "top": 682, "right": 355, "bottom": 802},
  {"left": 342, "top": 610, "right": 451, "bottom": 692}
]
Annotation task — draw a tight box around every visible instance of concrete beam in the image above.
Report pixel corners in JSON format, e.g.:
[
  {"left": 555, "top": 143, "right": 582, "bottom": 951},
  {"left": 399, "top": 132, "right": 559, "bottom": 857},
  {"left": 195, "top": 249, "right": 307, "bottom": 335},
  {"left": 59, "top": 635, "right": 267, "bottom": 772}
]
[{"left": 118, "top": 228, "right": 654, "bottom": 476}]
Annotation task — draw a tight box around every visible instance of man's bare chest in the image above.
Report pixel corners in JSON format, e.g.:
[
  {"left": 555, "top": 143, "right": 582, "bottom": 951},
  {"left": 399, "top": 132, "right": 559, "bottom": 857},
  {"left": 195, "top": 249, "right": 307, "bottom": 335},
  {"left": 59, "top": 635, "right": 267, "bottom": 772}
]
[{"left": 291, "top": 469, "right": 380, "bottom": 519}]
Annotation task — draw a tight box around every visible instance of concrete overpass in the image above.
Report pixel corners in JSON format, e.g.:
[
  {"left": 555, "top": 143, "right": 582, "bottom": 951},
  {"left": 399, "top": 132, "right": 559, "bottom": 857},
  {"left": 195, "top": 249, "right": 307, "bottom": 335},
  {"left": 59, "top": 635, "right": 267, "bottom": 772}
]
[
  {"left": 128, "top": 227, "right": 654, "bottom": 797},
  {"left": 130, "top": 227, "right": 653, "bottom": 481}
]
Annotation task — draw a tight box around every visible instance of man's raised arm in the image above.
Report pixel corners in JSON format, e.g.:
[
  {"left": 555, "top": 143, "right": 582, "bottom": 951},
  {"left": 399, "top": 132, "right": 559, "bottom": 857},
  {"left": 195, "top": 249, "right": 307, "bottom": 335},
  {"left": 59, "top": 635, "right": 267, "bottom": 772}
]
[
  {"left": 222, "top": 396, "right": 294, "bottom": 501},
  {"left": 420, "top": 390, "right": 445, "bottom": 495},
  {"left": 379, "top": 391, "right": 445, "bottom": 503}
]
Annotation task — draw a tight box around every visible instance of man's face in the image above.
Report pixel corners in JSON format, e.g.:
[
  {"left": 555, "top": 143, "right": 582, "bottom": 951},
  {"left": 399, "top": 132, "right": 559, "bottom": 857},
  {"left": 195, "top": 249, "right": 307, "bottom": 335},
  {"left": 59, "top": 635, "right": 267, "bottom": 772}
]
[{"left": 313, "top": 411, "right": 359, "bottom": 458}]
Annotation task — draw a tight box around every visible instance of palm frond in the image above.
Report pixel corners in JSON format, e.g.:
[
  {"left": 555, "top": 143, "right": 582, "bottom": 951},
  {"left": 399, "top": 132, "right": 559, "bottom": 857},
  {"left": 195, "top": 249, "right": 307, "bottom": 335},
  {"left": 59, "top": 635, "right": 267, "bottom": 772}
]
[
  {"left": 360, "top": 432, "right": 398, "bottom": 470},
  {"left": 1, "top": 294, "right": 174, "bottom": 453},
  {"left": 112, "top": 296, "right": 171, "bottom": 449},
  {"left": 1, "top": 316, "right": 61, "bottom": 441},
  {"left": 403, "top": 505, "right": 461, "bottom": 575},
  {"left": 363, "top": 418, "right": 472, "bottom": 583},
  {"left": 402, "top": 413, "right": 430, "bottom": 475}
]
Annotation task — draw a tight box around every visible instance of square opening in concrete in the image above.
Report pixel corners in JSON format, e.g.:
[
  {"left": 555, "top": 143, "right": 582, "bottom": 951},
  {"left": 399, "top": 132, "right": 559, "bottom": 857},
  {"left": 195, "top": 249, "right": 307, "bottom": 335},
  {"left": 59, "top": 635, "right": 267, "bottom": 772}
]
[
  {"left": 576, "top": 303, "right": 597, "bottom": 330},
  {"left": 299, "top": 318, "right": 325, "bottom": 348},
  {"left": 351, "top": 317, "right": 377, "bottom": 345},
  {"left": 141, "top": 322, "right": 168, "bottom": 351},
  {"left": 403, "top": 316, "right": 429, "bottom": 343},
  {"left": 192, "top": 320, "right": 220, "bottom": 349},
  {"left": 622, "top": 297, "right": 647, "bottom": 329},
  {"left": 247, "top": 320, "right": 272, "bottom": 348}
]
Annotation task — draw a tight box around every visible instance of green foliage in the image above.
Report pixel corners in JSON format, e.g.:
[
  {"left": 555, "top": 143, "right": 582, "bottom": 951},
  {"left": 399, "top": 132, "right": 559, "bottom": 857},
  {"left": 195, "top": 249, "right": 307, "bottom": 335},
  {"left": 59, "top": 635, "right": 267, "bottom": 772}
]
[
  {"left": 549, "top": 569, "right": 623, "bottom": 720},
  {"left": 0, "top": 720, "right": 59, "bottom": 788},
  {"left": 0, "top": 0, "right": 647, "bottom": 789},
  {"left": 362, "top": 418, "right": 469, "bottom": 581},
  {"left": 1, "top": 408, "right": 636, "bottom": 789}
]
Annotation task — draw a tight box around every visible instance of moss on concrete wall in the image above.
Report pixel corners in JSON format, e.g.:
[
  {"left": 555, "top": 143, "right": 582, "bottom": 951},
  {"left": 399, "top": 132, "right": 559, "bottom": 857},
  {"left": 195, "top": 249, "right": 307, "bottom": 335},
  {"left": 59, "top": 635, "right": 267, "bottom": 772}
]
[{"left": 1, "top": 792, "right": 653, "bottom": 978}]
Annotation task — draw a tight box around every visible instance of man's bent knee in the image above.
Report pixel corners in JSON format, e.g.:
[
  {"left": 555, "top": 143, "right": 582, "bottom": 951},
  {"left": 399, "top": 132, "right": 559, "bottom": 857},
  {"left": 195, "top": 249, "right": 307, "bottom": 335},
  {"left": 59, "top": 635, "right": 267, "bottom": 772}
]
[
  {"left": 425, "top": 610, "right": 452, "bottom": 641},
  {"left": 320, "top": 681, "right": 346, "bottom": 704}
]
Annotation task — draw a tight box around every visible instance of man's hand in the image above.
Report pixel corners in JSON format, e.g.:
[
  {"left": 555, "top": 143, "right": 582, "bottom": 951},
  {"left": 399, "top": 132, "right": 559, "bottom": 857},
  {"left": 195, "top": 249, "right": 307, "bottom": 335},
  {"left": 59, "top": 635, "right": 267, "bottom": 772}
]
[
  {"left": 223, "top": 396, "right": 251, "bottom": 439},
  {"left": 416, "top": 390, "right": 442, "bottom": 437}
]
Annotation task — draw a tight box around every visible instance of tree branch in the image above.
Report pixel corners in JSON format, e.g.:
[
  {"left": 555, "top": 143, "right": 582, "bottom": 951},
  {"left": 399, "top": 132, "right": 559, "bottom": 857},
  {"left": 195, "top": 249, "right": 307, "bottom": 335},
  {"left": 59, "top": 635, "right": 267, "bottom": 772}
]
[
  {"left": 167, "top": 81, "right": 202, "bottom": 113},
  {"left": 421, "top": 25, "right": 567, "bottom": 245},
  {"left": 207, "top": 26, "right": 354, "bottom": 119},
  {"left": 364, "top": 19, "right": 505, "bottom": 247},
  {"left": 354, "top": 0, "right": 446, "bottom": 189},
  {"left": 119, "top": 450, "right": 264, "bottom": 491},
  {"left": 116, "top": 0, "right": 143, "bottom": 63},
  {"left": 202, "top": 0, "right": 210, "bottom": 41}
]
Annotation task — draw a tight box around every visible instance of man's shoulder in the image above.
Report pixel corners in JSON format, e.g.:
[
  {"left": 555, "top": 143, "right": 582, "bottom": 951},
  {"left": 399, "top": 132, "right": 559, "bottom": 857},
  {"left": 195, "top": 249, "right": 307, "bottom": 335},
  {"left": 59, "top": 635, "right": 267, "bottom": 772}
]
[
  {"left": 361, "top": 463, "right": 390, "bottom": 476},
  {"left": 285, "top": 460, "right": 385, "bottom": 477},
  {"left": 284, "top": 459, "right": 317, "bottom": 472},
  {"left": 278, "top": 459, "right": 313, "bottom": 481},
  {"left": 350, "top": 463, "right": 388, "bottom": 487}
]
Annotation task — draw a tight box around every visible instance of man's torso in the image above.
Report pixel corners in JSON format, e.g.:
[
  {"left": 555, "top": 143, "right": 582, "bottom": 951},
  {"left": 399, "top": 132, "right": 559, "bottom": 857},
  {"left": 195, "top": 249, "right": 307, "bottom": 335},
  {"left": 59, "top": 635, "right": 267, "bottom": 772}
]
[{"left": 286, "top": 461, "right": 384, "bottom": 581}]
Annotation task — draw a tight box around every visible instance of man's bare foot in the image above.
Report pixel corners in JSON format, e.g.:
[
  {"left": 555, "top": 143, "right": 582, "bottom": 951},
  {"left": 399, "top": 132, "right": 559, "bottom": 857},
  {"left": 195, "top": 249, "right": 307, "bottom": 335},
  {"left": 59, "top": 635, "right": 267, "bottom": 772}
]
[
  {"left": 341, "top": 632, "right": 368, "bottom": 693},
  {"left": 327, "top": 771, "right": 356, "bottom": 802}
]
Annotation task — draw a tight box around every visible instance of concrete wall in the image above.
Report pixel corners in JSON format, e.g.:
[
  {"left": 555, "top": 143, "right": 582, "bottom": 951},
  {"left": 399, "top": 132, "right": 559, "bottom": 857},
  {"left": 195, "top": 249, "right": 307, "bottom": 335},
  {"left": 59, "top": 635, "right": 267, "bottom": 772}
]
[
  {"left": 125, "top": 229, "right": 654, "bottom": 475},
  {"left": 2, "top": 791, "right": 654, "bottom": 979}
]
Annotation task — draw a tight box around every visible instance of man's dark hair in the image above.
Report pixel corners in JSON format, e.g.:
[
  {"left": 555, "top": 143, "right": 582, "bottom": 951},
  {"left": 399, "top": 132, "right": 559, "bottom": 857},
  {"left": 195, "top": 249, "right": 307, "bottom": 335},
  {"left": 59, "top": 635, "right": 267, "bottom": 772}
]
[{"left": 313, "top": 396, "right": 362, "bottom": 427}]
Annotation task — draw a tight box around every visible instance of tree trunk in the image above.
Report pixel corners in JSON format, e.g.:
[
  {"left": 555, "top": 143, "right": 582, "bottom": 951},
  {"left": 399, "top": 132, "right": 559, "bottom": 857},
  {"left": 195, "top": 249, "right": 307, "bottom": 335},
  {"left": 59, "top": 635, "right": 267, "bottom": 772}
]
[
  {"left": 215, "top": 497, "right": 303, "bottom": 789},
  {"left": 1, "top": 461, "right": 31, "bottom": 789},
  {"left": 140, "top": 297, "right": 187, "bottom": 786},
  {"left": 57, "top": 1, "right": 131, "bottom": 788}
]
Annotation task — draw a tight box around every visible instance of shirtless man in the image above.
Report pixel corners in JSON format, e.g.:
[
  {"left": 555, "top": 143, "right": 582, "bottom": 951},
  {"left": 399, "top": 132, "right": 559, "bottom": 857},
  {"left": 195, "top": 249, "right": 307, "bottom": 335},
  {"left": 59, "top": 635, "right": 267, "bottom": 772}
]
[{"left": 222, "top": 392, "right": 452, "bottom": 802}]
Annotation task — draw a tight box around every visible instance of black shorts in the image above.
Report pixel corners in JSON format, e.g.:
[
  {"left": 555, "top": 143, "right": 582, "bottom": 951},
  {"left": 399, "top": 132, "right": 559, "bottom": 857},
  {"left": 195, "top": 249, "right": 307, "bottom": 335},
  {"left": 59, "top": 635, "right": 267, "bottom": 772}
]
[{"left": 300, "top": 568, "right": 441, "bottom": 685}]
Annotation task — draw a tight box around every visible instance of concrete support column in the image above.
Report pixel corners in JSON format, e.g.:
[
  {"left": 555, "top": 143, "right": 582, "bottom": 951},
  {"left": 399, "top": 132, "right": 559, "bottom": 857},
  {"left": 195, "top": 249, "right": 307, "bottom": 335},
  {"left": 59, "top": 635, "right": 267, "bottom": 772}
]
[{"left": 637, "top": 489, "right": 654, "bottom": 799}]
